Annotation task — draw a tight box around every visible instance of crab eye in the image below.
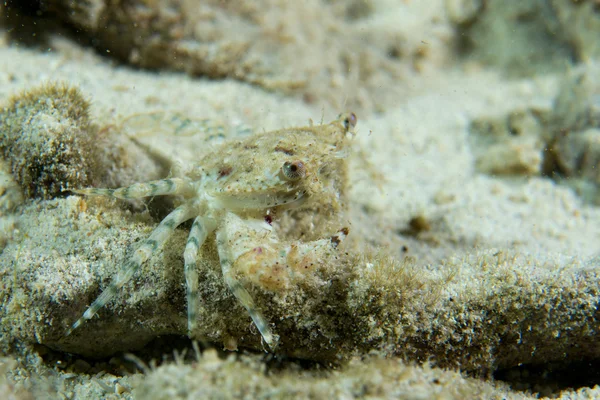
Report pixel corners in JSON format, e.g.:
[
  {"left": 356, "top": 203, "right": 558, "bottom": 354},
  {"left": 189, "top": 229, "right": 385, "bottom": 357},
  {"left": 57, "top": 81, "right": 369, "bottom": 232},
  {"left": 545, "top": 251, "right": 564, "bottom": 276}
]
[
  {"left": 342, "top": 112, "right": 357, "bottom": 131},
  {"left": 281, "top": 160, "right": 306, "bottom": 181}
]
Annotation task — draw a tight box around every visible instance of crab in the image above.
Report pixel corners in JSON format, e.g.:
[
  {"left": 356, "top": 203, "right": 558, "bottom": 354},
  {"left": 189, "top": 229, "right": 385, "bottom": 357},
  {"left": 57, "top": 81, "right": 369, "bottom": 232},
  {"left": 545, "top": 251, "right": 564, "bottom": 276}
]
[{"left": 66, "top": 112, "right": 357, "bottom": 349}]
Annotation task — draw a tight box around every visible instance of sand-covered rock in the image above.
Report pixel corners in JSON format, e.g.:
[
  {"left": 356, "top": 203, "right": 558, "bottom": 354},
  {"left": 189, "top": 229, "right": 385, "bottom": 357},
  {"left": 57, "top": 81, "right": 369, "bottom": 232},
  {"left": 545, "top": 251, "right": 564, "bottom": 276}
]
[
  {"left": 135, "top": 350, "right": 524, "bottom": 400},
  {"left": 24, "top": 0, "right": 426, "bottom": 111},
  {"left": 449, "top": 0, "right": 600, "bottom": 76},
  {"left": 0, "top": 83, "right": 98, "bottom": 199},
  {"left": 468, "top": 62, "right": 600, "bottom": 203},
  {"left": 1, "top": 154, "right": 599, "bottom": 377}
]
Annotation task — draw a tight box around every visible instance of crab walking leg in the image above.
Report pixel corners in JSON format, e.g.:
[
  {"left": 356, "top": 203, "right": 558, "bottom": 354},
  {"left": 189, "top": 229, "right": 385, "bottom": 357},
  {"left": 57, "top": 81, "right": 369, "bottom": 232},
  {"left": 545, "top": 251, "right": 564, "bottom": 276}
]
[
  {"left": 66, "top": 203, "right": 197, "bottom": 336},
  {"left": 72, "top": 178, "right": 194, "bottom": 199},
  {"left": 216, "top": 213, "right": 276, "bottom": 349},
  {"left": 183, "top": 216, "right": 215, "bottom": 337},
  {"left": 219, "top": 257, "right": 276, "bottom": 349}
]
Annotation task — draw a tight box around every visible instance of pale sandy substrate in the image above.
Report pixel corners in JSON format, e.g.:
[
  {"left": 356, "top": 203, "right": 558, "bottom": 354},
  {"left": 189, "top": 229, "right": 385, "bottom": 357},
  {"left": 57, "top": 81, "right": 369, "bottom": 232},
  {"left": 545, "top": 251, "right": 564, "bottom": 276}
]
[
  {"left": 3, "top": 38, "right": 596, "bottom": 262},
  {"left": 1, "top": 8, "right": 600, "bottom": 400}
]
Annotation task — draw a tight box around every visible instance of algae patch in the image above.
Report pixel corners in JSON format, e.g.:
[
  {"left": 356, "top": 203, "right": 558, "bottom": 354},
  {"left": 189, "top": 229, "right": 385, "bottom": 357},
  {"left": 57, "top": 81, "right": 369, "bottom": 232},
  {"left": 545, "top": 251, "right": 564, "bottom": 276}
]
[
  {"left": 0, "top": 83, "right": 99, "bottom": 200},
  {"left": 0, "top": 82, "right": 168, "bottom": 203},
  {"left": 134, "top": 349, "right": 520, "bottom": 400}
]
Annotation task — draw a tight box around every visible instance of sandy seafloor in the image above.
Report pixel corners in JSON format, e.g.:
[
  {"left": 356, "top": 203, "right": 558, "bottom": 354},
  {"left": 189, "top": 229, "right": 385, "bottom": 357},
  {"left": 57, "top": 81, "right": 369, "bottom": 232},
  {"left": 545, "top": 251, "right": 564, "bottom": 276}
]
[{"left": 1, "top": 1, "right": 600, "bottom": 399}]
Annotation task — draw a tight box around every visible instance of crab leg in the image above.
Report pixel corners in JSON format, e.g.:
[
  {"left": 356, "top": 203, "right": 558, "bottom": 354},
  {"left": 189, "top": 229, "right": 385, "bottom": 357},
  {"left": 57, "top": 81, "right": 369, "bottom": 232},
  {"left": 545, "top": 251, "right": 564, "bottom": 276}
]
[
  {"left": 66, "top": 203, "right": 196, "bottom": 336},
  {"left": 183, "top": 216, "right": 214, "bottom": 337},
  {"left": 72, "top": 178, "right": 194, "bottom": 199},
  {"left": 216, "top": 213, "right": 277, "bottom": 349},
  {"left": 219, "top": 260, "right": 276, "bottom": 349}
]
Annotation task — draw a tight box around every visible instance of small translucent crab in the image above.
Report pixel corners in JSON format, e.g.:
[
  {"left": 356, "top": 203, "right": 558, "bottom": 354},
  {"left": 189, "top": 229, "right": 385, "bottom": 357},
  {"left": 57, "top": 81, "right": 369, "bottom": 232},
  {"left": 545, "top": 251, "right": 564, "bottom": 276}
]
[{"left": 66, "top": 112, "right": 357, "bottom": 349}]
